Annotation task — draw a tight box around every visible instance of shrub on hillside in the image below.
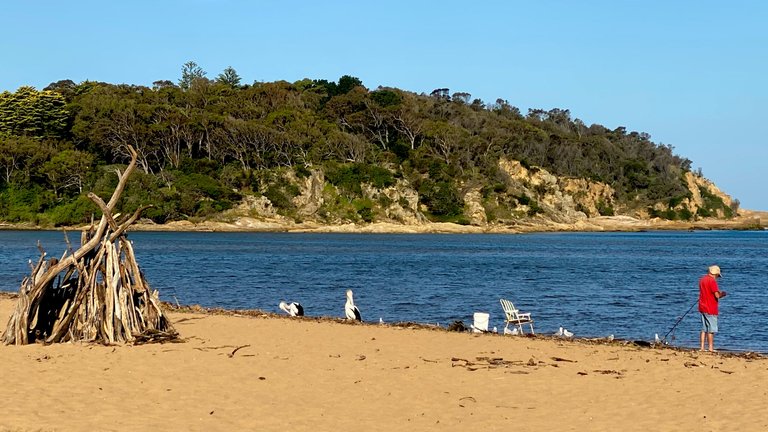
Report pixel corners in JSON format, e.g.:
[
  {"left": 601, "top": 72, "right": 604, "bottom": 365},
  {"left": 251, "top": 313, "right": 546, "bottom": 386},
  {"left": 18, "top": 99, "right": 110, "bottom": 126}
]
[
  {"left": 325, "top": 162, "right": 395, "bottom": 197},
  {"left": 418, "top": 179, "right": 464, "bottom": 217}
]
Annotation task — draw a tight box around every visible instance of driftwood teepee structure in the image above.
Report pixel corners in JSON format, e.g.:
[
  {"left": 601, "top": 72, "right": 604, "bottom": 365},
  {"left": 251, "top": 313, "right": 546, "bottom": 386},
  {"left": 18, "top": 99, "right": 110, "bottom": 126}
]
[{"left": 2, "top": 146, "right": 176, "bottom": 345}]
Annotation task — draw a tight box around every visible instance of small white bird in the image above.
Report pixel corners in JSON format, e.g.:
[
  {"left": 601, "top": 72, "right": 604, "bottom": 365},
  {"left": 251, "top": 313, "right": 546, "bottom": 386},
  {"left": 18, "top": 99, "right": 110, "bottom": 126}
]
[
  {"left": 504, "top": 327, "right": 519, "bottom": 335},
  {"left": 492, "top": 326, "right": 498, "bottom": 333},
  {"left": 563, "top": 328, "right": 574, "bottom": 338},
  {"left": 345, "top": 289, "right": 362, "bottom": 321},
  {"left": 278, "top": 301, "right": 304, "bottom": 317},
  {"left": 654, "top": 333, "right": 662, "bottom": 344},
  {"left": 607, "top": 334, "right": 615, "bottom": 341}
]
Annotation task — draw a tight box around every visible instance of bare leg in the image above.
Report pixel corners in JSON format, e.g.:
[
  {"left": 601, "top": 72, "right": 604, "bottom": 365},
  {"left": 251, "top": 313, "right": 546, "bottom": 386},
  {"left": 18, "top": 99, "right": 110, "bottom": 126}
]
[
  {"left": 708, "top": 333, "right": 715, "bottom": 352},
  {"left": 700, "top": 332, "right": 705, "bottom": 351}
]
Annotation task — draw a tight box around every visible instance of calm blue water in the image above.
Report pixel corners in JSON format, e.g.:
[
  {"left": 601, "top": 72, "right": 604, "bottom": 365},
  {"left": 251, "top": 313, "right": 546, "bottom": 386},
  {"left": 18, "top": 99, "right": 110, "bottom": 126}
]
[{"left": 1, "top": 230, "right": 766, "bottom": 352}]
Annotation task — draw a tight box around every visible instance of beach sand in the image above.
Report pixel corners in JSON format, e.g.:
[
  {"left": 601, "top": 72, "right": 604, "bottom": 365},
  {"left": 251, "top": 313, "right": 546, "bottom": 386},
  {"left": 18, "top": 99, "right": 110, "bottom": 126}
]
[{"left": 1, "top": 295, "right": 767, "bottom": 432}]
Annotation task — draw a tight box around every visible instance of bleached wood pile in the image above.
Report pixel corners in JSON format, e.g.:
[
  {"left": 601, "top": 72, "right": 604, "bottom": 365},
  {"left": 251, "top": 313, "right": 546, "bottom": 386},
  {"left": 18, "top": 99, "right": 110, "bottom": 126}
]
[{"left": 2, "top": 146, "right": 176, "bottom": 345}]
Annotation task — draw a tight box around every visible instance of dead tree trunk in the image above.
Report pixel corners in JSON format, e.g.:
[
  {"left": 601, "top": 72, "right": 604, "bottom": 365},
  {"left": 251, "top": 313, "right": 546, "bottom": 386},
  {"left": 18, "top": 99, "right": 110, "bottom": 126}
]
[{"left": 2, "top": 146, "right": 176, "bottom": 345}]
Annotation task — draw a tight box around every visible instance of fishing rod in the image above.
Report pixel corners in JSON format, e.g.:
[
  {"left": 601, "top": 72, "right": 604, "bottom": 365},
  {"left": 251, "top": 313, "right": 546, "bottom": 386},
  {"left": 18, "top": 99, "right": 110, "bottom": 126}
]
[{"left": 662, "top": 299, "right": 698, "bottom": 343}]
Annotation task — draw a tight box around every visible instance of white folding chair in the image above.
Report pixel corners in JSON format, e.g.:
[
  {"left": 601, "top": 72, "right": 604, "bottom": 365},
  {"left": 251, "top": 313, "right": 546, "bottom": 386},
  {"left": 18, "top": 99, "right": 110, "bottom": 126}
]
[{"left": 500, "top": 299, "right": 534, "bottom": 335}]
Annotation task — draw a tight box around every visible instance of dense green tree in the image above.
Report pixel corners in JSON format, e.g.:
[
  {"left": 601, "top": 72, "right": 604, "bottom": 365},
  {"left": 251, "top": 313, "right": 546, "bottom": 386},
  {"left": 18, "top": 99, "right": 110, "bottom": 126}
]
[
  {"left": 0, "top": 135, "right": 44, "bottom": 184},
  {"left": 43, "top": 79, "right": 78, "bottom": 101},
  {"left": 0, "top": 87, "right": 69, "bottom": 138},
  {"left": 216, "top": 66, "right": 242, "bottom": 88},
  {"left": 41, "top": 149, "right": 94, "bottom": 195},
  {"left": 179, "top": 61, "right": 207, "bottom": 90}
]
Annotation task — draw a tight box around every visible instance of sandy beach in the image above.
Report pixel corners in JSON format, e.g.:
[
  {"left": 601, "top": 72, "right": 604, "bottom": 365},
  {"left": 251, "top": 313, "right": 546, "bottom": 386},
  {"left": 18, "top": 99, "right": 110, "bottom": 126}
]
[{"left": 1, "top": 294, "right": 766, "bottom": 432}]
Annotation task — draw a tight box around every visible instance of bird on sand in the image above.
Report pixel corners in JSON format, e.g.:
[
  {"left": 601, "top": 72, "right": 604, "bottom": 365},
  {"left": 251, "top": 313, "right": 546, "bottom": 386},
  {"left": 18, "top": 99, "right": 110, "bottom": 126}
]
[
  {"left": 556, "top": 327, "right": 574, "bottom": 338},
  {"left": 279, "top": 301, "right": 304, "bottom": 317},
  {"left": 345, "top": 289, "right": 362, "bottom": 321}
]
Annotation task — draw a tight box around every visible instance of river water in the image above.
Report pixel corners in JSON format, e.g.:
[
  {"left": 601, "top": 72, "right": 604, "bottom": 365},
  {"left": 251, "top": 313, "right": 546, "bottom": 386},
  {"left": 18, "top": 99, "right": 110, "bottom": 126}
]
[{"left": 1, "top": 229, "right": 765, "bottom": 352}]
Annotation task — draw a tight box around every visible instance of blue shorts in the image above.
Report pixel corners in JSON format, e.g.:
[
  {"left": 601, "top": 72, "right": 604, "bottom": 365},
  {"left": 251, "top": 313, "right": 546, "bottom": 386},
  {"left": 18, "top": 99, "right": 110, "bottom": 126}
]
[{"left": 701, "top": 313, "right": 718, "bottom": 333}]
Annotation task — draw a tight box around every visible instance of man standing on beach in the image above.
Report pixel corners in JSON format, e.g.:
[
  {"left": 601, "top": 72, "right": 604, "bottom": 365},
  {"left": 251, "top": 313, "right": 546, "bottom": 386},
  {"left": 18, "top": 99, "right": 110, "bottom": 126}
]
[{"left": 699, "top": 265, "right": 726, "bottom": 352}]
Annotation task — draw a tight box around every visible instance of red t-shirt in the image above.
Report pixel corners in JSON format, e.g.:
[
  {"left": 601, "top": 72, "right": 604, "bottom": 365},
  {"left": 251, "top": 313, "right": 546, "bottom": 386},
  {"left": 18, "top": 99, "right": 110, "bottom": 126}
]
[{"left": 698, "top": 274, "right": 720, "bottom": 315}]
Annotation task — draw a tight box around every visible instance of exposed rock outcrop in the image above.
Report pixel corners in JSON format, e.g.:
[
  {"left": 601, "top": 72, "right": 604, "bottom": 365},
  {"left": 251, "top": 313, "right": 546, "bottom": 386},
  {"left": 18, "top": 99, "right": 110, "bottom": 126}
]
[
  {"left": 199, "top": 158, "right": 754, "bottom": 232},
  {"left": 363, "top": 179, "right": 427, "bottom": 225},
  {"left": 497, "top": 159, "right": 616, "bottom": 222}
]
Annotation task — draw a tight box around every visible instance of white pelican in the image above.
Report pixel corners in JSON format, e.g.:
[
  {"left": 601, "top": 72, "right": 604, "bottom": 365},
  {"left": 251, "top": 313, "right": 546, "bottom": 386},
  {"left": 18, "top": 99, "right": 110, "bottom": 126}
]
[
  {"left": 345, "top": 289, "right": 362, "bottom": 321},
  {"left": 279, "top": 301, "right": 304, "bottom": 317}
]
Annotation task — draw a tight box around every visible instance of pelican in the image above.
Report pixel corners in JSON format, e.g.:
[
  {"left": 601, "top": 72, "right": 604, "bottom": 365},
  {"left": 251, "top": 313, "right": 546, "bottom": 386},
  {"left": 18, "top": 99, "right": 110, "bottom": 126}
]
[
  {"left": 345, "top": 289, "right": 362, "bottom": 321},
  {"left": 279, "top": 301, "right": 304, "bottom": 317}
]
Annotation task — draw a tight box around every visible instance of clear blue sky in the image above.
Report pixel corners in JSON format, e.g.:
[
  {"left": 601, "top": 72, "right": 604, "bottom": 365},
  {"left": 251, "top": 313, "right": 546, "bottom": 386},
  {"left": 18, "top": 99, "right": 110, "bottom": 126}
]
[{"left": 2, "top": 1, "right": 766, "bottom": 210}]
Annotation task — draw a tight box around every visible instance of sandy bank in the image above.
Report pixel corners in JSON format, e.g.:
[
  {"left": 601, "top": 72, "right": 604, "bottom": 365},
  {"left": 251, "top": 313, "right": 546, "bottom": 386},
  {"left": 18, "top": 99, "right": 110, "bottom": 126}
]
[
  {"left": 3, "top": 212, "right": 765, "bottom": 234},
  {"left": 1, "top": 294, "right": 766, "bottom": 431},
  {"left": 93, "top": 213, "right": 768, "bottom": 234}
]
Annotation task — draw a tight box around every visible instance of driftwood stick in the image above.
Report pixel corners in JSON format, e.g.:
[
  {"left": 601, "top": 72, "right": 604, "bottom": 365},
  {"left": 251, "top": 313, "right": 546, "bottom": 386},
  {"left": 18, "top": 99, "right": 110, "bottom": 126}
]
[
  {"left": 63, "top": 229, "right": 74, "bottom": 256},
  {"left": 228, "top": 344, "right": 251, "bottom": 358},
  {"left": 87, "top": 192, "right": 119, "bottom": 233},
  {"left": 121, "top": 239, "right": 146, "bottom": 293},
  {"left": 46, "top": 268, "right": 91, "bottom": 343},
  {"left": 107, "top": 145, "right": 137, "bottom": 209},
  {"left": 109, "top": 205, "right": 153, "bottom": 242}
]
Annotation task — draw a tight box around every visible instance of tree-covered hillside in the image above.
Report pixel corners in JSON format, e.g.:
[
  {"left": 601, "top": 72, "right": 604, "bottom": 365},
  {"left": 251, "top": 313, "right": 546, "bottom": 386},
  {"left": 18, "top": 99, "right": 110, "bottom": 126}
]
[{"left": 0, "top": 62, "right": 735, "bottom": 226}]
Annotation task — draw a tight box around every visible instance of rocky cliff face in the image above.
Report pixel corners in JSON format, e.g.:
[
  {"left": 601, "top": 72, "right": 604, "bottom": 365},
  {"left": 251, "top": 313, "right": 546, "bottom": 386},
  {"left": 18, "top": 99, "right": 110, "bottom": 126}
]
[
  {"left": 681, "top": 172, "right": 735, "bottom": 217},
  {"left": 227, "top": 159, "right": 739, "bottom": 228},
  {"left": 496, "top": 159, "right": 617, "bottom": 221}
]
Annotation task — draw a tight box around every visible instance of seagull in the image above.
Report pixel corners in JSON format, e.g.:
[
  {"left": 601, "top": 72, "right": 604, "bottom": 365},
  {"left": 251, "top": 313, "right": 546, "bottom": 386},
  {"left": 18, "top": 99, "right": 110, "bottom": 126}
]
[
  {"left": 607, "top": 334, "right": 615, "bottom": 341},
  {"left": 345, "top": 289, "right": 362, "bottom": 321},
  {"left": 492, "top": 326, "right": 498, "bottom": 333},
  {"left": 379, "top": 317, "right": 384, "bottom": 324},
  {"left": 654, "top": 333, "right": 662, "bottom": 344},
  {"left": 279, "top": 301, "right": 304, "bottom": 317},
  {"left": 556, "top": 327, "right": 574, "bottom": 338},
  {"left": 504, "top": 327, "right": 519, "bottom": 335}
]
